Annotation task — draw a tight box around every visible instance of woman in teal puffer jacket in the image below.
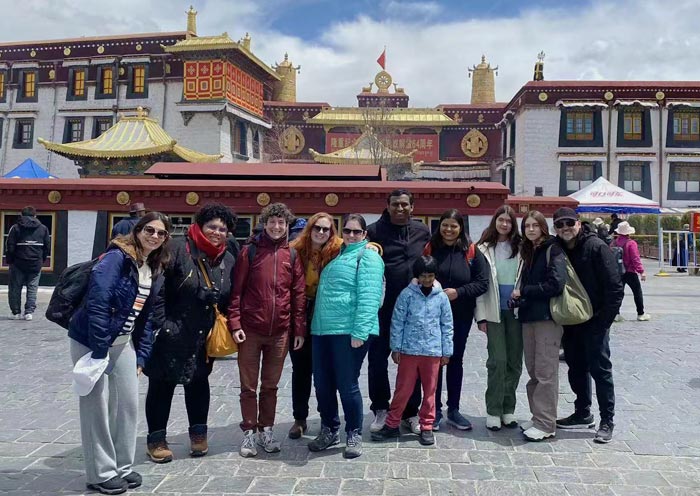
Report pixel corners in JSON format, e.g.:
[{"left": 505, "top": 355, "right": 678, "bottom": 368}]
[{"left": 308, "top": 214, "right": 385, "bottom": 459}]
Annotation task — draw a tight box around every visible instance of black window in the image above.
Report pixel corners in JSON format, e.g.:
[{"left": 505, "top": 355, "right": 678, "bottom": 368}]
[
  {"left": 618, "top": 161, "right": 652, "bottom": 199},
  {"left": 63, "top": 118, "right": 84, "bottom": 143},
  {"left": 96, "top": 65, "right": 116, "bottom": 99},
  {"left": 617, "top": 108, "right": 652, "bottom": 147},
  {"left": 17, "top": 70, "right": 38, "bottom": 103},
  {"left": 13, "top": 119, "right": 34, "bottom": 148},
  {"left": 668, "top": 162, "right": 700, "bottom": 200},
  {"left": 67, "top": 68, "right": 87, "bottom": 101},
  {"left": 559, "top": 161, "right": 602, "bottom": 195},
  {"left": 509, "top": 121, "right": 516, "bottom": 156},
  {"left": 126, "top": 64, "right": 148, "bottom": 99},
  {"left": 559, "top": 109, "right": 603, "bottom": 147},
  {"left": 92, "top": 117, "right": 113, "bottom": 138},
  {"left": 252, "top": 130, "right": 260, "bottom": 158},
  {"left": 666, "top": 108, "right": 700, "bottom": 148}
]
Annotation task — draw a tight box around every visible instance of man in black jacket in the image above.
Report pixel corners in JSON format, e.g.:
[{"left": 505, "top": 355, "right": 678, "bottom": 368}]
[
  {"left": 6, "top": 206, "right": 51, "bottom": 320},
  {"left": 366, "top": 189, "right": 431, "bottom": 434},
  {"left": 111, "top": 202, "right": 146, "bottom": 238},
  {"left": 553, "top": 207, "right": 623, "bottom": 443}
]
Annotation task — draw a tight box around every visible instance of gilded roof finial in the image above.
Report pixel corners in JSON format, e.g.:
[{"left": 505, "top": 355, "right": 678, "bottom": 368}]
[
  {"left": 534, "top": 51, "right": 545, "bottom": 81},
  {"left": 241, "top": 32, "right": 251, "bottom": 50},
  {"left": 273, "top": 52, "right": 301, "bottom": 102},
  {"left": 186, "top": 5, "right": 198, "bottom": 39},
  {"left": 468, "top": 54, "right": 498, "bottom": 104}
]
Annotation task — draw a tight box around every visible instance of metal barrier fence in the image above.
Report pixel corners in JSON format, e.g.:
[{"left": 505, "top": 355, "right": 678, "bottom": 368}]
[{"left": 658, "top": 230, "right": 697, "bottom": 274}]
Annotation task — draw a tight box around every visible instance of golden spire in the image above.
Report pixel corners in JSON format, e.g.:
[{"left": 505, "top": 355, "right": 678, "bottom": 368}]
[
  {"left": 186, "top": 6, "right": 197, "bottom": 39},
  {"left": 240, "top": 32, "right": 251, "bottom": 50},
  {"left": 273, "top": 52, "right": 301, "bottom": 102},
  {"left": 468, "top": 54, "right": 498, "bottom": 104},
  {"left": 533, "top": 51, "right": 545, "bottom": 81}
]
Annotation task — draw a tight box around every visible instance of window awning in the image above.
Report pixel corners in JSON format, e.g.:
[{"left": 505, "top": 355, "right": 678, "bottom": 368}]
[
  {"left": 555, "top": 101, "right": 608, "bottom": 109},
  {"left": 612, "top": 100, "right": 658, "bottom": 108},
  {"left": 666, "top": 101, "right": 700, "bottom": 108}
]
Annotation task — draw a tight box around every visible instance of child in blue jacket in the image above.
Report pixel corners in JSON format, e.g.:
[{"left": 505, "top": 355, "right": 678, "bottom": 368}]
[{"left": 372, "top": 255, "right": 453, "bottom": 446}]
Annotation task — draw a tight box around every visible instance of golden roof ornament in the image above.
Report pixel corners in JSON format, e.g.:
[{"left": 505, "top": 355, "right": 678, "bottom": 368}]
[
  {"left": 186, "top": 5, "right": 198, "bottom": 39},
  {"left": 273, "top": 52, "right": 301, "bottom": 103},
  {"left": 533, "top": 51, "right": 545, "bottom": 81},
  {"left": 241, "top": 32, "right": 251, "bottom": 51},
  {"left": 468, "top": 55, "right": 498, "bottom": 104}
]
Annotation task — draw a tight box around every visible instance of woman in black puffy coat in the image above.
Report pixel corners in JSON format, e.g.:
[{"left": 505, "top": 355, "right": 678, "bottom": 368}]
[{"left": 144, "top": 203, "right": 236, "bottom": 463}]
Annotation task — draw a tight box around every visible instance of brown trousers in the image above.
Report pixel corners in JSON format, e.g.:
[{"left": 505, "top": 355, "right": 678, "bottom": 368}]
[
  {"left": 238, "top": 331, "right": 290, "bottom": 432},
  {"left": 522, "top": 320, "right": 563, "bottom": 433}
]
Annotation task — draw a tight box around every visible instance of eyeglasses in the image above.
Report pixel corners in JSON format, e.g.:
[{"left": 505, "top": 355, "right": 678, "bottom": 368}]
[
  {"left": 203, "top": 224, "right": 228, "bottom": 234},
  {"left": 342, "top": 228, "right": 365, "bottom": 236},
  {"left": 312, "top": 225, "right": 331, "bottom": 234},
  {"left": 142, "top": 226, "right": 170, "bottom": 239},
  {"left": 554, "top": 219, "right": 576, "bottom": 229}
]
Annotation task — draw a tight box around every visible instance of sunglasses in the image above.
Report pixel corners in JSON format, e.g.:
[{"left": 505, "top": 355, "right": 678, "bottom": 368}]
[
  {"left": 203, "top": 224, "right": 228, "bottom": 234},
  {"left": 142, "top": 225, "right": 170, "bottom": 239},
  {"left": 342, "top": 228, "right": 365, "bottom": 236},
  {"left": 554, "top": 219, "right": 576, "bottom": 229},
  {"left": 312, "top": 225, "right": 331, "bottom": 234}
]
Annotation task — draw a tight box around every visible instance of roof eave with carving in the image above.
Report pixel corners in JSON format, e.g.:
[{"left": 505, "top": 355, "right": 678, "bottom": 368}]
[
  {"left": 308, "top": 108, "right": 459, "bottom": 127},
  {"left": 308, "top": 133, "right": 415, "bottom": 165}
]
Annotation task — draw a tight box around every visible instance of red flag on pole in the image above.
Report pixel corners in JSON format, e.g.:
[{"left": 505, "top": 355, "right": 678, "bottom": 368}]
[{"left": 377, "top": 48, "right": 386, "bottom": 70}]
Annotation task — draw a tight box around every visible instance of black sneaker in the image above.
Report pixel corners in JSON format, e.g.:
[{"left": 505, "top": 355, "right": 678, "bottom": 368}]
[
  {"left": 371, "top": 424, "right": 400, "bottom": 442},
  {"left": 556, "top": 413, "right": 595, "bottom": 429},
  {"left": 122, "top": 471, "right": 142, "bottom": 489},
  {"left": 419, "top": 430, "right": 435, "bottom": 446},
  {"left": 447, "top": 409, "right": 473, "bottom": 431},
  {"left": 308, "top": 426, "right": 340, "bottom": 452},
  {"left": 86, "top": 476, "right": 127, "bottom": 495},
  {"left": 594, "top": 421, "right": 614, "bottom": 444}
]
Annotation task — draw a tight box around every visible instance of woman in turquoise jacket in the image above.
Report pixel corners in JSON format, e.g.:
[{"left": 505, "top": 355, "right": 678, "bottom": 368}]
[{"left": 308, "top": 214, "right": 385, "bottom": 459}]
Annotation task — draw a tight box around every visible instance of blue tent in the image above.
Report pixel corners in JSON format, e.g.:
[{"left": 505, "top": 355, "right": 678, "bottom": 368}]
[{"left": 3, "top": 159, "right": 55, "bottom": 179}]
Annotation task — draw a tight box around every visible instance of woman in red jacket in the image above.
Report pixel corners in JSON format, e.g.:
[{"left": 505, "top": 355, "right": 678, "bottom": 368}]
[{"left": 612, "top": 222, "right": 650, "bottom": 321}]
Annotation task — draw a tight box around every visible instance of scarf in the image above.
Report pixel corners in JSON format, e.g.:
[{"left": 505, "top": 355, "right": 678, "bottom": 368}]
[{"left": 188, "top": 223, "right": 226, "bottom": 261}]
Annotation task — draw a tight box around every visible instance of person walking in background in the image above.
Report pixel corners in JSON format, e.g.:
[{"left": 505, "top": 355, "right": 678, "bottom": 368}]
[
  {"left": 372, "top": 256, "right": 453, "bottom": 446},
  {"left": 608, "top": 213, "right": 622, "bottom": 236},
  {"left": 69, "top": 212, "right": 170, "bottom": 494},
  {"left": 228, "top": 203, "right": 306, "bottom": 458},
  {"left": 287, "top": 213, "right": 344, "bottom": 439},
  {"left": 308, "top": 214, "right": 384, "bottom": 458},
  {"left": 366, "top": 189, "right": 431, "bottom": 435},
  {"left": 553, "top": 207, "right": 623, "bottom": 444},
  {"left": 5, "top": 206, "right": 51, "bottom": 321},
  {"left": 423, "top": 209, "right": 488, "bottom": 431},
  {"left": 111, "top": 203, "right": 146, "bottom": 238},
  {"left": 475, "top": 205, "right": 523, "bottom": 431},
  {"left": 592, "top": 217, "right": 612, "bottom": 245},
  {"left": 612, "top": 222, "right": 650, "bottom": 321},
  {"left": 513, "top": 211, "right": 566, "bottom": 442}
]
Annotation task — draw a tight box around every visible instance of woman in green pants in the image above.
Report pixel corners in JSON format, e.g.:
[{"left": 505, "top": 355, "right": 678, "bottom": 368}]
[{"left": 475, "top": 205, "right": 523, "bottom": 431}]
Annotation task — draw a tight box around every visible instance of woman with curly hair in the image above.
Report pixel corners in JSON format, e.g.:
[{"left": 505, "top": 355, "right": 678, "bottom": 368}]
[
  {"left": 144, "top": 202, "right": 237, "bottom": 463},
  {"left": 287, "top": 212, "right": 344, "bottom": 439}
]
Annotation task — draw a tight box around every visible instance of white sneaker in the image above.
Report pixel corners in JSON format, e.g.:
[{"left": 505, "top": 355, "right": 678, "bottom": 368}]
[
  {"left": 401, "top": 416, "right": 421, "bottom": 435},
  {"left": 370, "top": 410, "right": 388, "bottom": 433},
  {"left": 523, "top": 426, "right": 555, "bottom": 442},
  {"left": 486, "top": 415, "right": 502, "bottom": 431},
  {"left": 637, "top": 313, "right": 651, "bottom": 321},
  {"left": 257, "top": 426, "right": 281, "bottom": 453},
  {"left": 24, "top": 314, "right": 33, "bottom": 321},
  {"left": 501, "top": 414, "right": 518, "bottom": 428},
  {"left": 240, "top": 430, "right": 257, "bottom": 458},
  {"left": 614, "top": 314, "right": 624, "bottom": 322},
  {"left": 519, "top": 420, "right": 534, "bottom": 432},
  {"left": 9, "top": 314, "right": 21, "bottom": 320}
]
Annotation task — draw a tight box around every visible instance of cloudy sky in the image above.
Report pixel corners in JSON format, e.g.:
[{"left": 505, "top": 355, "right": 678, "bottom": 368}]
[{"left": 2, "top": 0, "right": 699, "bottom": 106}]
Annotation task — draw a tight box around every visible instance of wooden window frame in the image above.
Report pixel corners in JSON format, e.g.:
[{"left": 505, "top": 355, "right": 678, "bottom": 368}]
[
  {"left": 96, "top": 65, "right": 116, "bottom": 99},
  {"left": 0, "top": 71, "right": 6, "bottom": 103},
  {"left": 63, "top": 118, "right": 85, "bottom": 143},
  {"left": 668, "top": 163, "right": 700, "bottom": 200},
  {"left": 623, "top": 112, "right": 642, "bottom": 140},
  {"left": 673, "top": 112, "right": 700, "bottom": 141},
  {"left": 17, "top": 70, "right": 38, "bottom": 102},
  {"left": 92, "top": 117, "right": 113, "bottom": 139},
  {"left": 0, "top": 211, "right": 56, "bottom": 272},
  {"left": 13, "top": 119, "right": 34, "bottom": 149},
  {"left": 559, "top": 110, "right": 603, "bottom": 147},
  {"left": 126, "top": 64, "right": 148, "bottom": 98},
  {"left": 566, "top": 112, "right": 594, "bottom": 141},
  {"left": 559, "top": 161, "right": 602, "bottom": 195}
]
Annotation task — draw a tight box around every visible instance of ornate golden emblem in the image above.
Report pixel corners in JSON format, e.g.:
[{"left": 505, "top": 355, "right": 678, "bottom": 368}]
[
  {"left": 519, "top": 204, "right": 529, "bottom": 214},
  {"left": 466, "top": 194, "right": 481, "bottom": 208},
  {"left": 119, "top": 67, "right": 125, "bottom": 76},
  {"left": 538, "top": 91, "right": 548, "bottom": 102},
  {"left": 97, "top": 45, "right": 105, "bottom": 54},
  {"left": 63, "top": 47, "right": 71, "bottom": 56},
  {"left": 279, "top": 126, "right": 305, "bottom": 155},
  {"left": 47, "top": 191, "right": 62, "bottom": 204},
  {"left": 477, "top": 113, "right": 485, "bottom": 123},
  {"left": 256, "top": 193, "right": 271, "bottom": 206},
  {"left": 135, "top": 44, "right": 143, "bottom": 51},
  {"left": 185, "top": 192, "right": 200, "bottom": 206},
  {"left": 461, "top": 129, "right": 488, "bottom": 158},
  {"left": 656, "top": 91, "right": 665, "bottom": 101},
  {"left": 324, "top": 193, "right": 339, "bottom": 207},
  {"left": 30, "top": 50, "right": 36, "bottom": 58},
  {"left": 604, "top": 91, "right": 614, "bottom": 101},
  {"left": 374, "top": 70, "right": 393, "bottom": 91},
  {"left": 48, "top": 69, "right": 56, "bottom": 80},
  {"left": 116, "top": 191, "right": 130, "bottom": 205}
]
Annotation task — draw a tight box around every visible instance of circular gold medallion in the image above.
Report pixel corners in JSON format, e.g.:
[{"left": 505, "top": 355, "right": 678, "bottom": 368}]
[
  {"left": 47, "top": 191, "right": 62, "bottom": 204},
  {"left": 116, "top": 191, "right": 130, "bottom": 205},
  {"left": 466, "top": 194, "right": 481, "bottom": 208},
  {"left": 63, "top": 47, "right": 71, "bottom": 56},
  {"left": 603, "top": 91, "right": 614, "bottom": 101},
  {"left": 135, "top": 43, "right": 143, "bottom": 51},
  {"left": 30, "top": 50, "right": 36, "bottom": 58},
  {"left": 324, "top": 193, "right": 339, "bottom": 207},
  {"left": 374, "top": 70, "right": 393, "bottom": 91},
  {"left": 538, "top": 91, "right": 548, "bottom": 102},
  {"left": 461, "top": 129, "right": 489, "bottom": 158},
  {"left": 119, "top": 67, "right": 125, "bottom": 76},
  {"left": 656, "top": 91, "right": 665, "bottom": 101},
  {"left": 279, "top": 126, "right": 305, "bottom": 155},
  {"left": 256, "top": 192, "right": 271, "bottom": 206},
  {"left": 185, "top": 192, "right": 200, "bottom": 206},
  {"left": 97, "top": 45, "right": 105, "bottom": 54}
]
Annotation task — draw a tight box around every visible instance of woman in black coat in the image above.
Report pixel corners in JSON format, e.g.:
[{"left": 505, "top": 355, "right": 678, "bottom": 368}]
[{"left": 144, "top": 203, "right": 236, "bottom": 463}]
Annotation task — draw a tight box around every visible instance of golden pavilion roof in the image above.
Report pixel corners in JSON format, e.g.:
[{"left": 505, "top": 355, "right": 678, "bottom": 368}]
[
  {"left": 38, "top": 110, "right": 222, "bottom": 162},
  {"left": 307, "top": 107, "right": 460, "bottom": 127},
  {"left": 309, "top": 132, "right": 416, "bottom": 166},
  {"left": 162, "top": 33, "right": 279, "bottom": 80}
]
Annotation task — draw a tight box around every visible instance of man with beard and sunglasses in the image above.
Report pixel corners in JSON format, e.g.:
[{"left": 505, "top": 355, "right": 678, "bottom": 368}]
[{"left": 552, "top": 207, "right": 623, "bottom": 444}]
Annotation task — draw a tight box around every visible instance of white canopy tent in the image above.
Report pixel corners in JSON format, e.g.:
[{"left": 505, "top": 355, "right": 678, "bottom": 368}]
[{"left": 568, "top": 177, "right": 660, "bottom": 214}]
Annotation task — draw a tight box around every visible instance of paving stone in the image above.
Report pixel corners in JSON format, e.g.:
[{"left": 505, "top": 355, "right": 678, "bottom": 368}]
[
  {"left": 407, "top": 462, "right": 451, "bottom": 479},
  {"left": 474, "top": 480, "right": 523, "bottom": 495},
  {"left": 518, "top": 482, "right": 567, "bottom": 496},
  {"left": 533, "top": 466, "right": 581, "bottom": 483},
  {"left": 364, "top": 462, "right": 407, "bottom": 479},
  {"left": 577, "top": 467, "right": 625, "bottom": 485},
  {"left": 492, "top": 465, "right": 536, "bottom": 482},
  {"left": 322, "top": 461, "right": 367, "bottom": 478},
  {"left": 450, "top": 463, "right": 494, "bottom": 480},
  {"left": 427, "top": 448, "right": 470, "bottom": 463},
  {"left": 200, "top": 475, "right": 253, "bottom": 493},
  {"left": 248, "top": 476, "right": 298, "bottom": 494},
  {"left": 383, "top": 478, "right": 430, "bottom": 496},
  {"left": 293, "top": 477, "right": 342, "bottom": 495},
  {"left": 610, "top": 486, "right": 663, "bottom": 496},
  {"left": 564, "top": 484, "right": 616, "bottom": 496},
  {"left": 339, "top": 478, "right": 384, "bottom": 495},
  {"left": 619, "top": 469, "right": 670, "bottom": 486},
  {"left": 155, "top": 474, "right": 211, "bottom": 493},
  {"left": 509, "top": 452, "right": 553, "bottom": 467}
]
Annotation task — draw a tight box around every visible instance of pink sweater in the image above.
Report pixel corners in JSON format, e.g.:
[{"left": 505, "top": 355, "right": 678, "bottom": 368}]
[{"left": 613, "top": 236, "right": 644, "bottom": 274}]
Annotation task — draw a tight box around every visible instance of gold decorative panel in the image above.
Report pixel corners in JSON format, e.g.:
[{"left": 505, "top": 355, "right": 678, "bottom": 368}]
[{"left": 460, "top": 129, "right": 488, "bottom": 158}]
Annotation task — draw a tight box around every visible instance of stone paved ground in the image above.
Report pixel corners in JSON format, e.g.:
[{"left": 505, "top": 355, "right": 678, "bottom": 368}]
[{"left": 1, "top": 260, "right": 699, "bottom": 495}]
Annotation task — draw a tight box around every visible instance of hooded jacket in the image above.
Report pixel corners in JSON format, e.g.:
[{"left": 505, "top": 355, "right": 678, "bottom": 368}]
[
  {"left": 475, "top": 243, "right": 522, "bottom": 324},
  {"left": 557, "top": 224, "right": 624, "bottom": 330},
  {"left": 6, "top": 215, "right": 50, "bottom": 272},
  {"left": 390, "top": 280, "right": 454, "bottom": 358},
  {"left": 518, "top": 237, "right": 566, "bottom": 323}
]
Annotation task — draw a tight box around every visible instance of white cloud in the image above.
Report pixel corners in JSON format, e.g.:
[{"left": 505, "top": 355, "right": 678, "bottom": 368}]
[
  {"left": 2, "top": 0, "right": 700, "bottom": 107},
  {"left": 382, "top": 1, "right": 443, "bottom": 18}
]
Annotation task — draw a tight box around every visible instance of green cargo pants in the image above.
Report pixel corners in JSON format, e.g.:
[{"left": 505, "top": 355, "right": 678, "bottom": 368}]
[{"left": 484, "top": 310, "right": 523, "bottom": 416}]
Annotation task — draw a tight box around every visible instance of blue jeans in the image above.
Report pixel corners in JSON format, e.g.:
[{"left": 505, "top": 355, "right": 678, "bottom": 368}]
[
  {"left": 8, "top": 265, "right": 41, "bottom": 315},
  {"left": 435, "top": 315, "right": 473, "bottom": 413},
  {"left": 312, "top": 334, "right": 368, "bottom": 433}
]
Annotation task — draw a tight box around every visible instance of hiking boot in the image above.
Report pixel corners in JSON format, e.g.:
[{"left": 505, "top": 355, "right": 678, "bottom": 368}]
[
  {"left": 486, "top": 415, "right": 502, "bottom": 431},
  {"left": 257, "top": 426, "right": 281, "bottom": 453},
  {"left": 401, "top": 415, "right": 421, "bottom": 434},
  {"left": 24, "top": 313, "right": 33, "bottom": 321},
  {"left": 122, "top": 471, "right": 142, "bottom": 489},
  {"left": 146, "top": 430, "right": 173, "bottom": 464},
  {"left": 308, "top": 425, "right": 340, "bottom": 452},
  {"left": 501, "top": 414, "right": 518, "bottom": 428},
  {"left": 370, "top": 409, "right": 388, "bottom": 433},
  {"left": 288, "top": 420, "right": 307, "bottom": 440},
  {"left": 371, "top": 424, "right": 400, "bottom": 442},
  {"left": 189, "top": 424, "right": 208, "bottom": 457},
  {"left": 344, "top": 429, "right": 363, "bottom": 459},
  {"left": 419, "top": 429, "right": 435, "bottom": 446},
  {"left": 523, "top": 426, "right": 555, "bottom": 442},
  {"left": 556, "top": 412, "right": 595, "bottom": 429},
  {"left": 86, "top": 475, "right": 127, "bottom": 495},
  {"left": 447, "top": 409, "right": 473, "bottom": 430},
  {"left": 433, "top": 410, "right": 443, "bottom": 431},
  {"left": 240, "top": 429, "right": 258, "bottom": 457},
  {"left": 637, "top": 313, "right": 651, "bottom": 321},
  {"left": 594, "top": 421, "right": 614, "bottom": 444}
]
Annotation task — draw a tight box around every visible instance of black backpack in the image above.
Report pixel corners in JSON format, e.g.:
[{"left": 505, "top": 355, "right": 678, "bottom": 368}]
[{"left": 45, "top": 256, "right": 103, "bottom": 329}]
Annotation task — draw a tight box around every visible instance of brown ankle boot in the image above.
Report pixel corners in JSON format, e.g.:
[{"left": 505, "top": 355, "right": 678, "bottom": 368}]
[
  {"left": 146, "top": 430, "right": 173, "bottom": 463},
  {"left": 288, "top": 420, "right": 307, "bottom": 440},
  {"left": 189, "top": 424, "right": 208, "bottom": 457}
]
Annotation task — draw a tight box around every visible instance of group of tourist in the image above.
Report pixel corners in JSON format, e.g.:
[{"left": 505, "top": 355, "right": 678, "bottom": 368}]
[{"left": 60, "top": 190, "right": 627, "bottom": 495}]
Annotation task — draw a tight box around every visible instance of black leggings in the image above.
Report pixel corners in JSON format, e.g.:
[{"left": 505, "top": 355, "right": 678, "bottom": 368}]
[
  {"left": 146, "top": 375, "right": 211, "bottom": 433},
  {"left": 622, "top": 272, "right": 644, "bottom": 315}
]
